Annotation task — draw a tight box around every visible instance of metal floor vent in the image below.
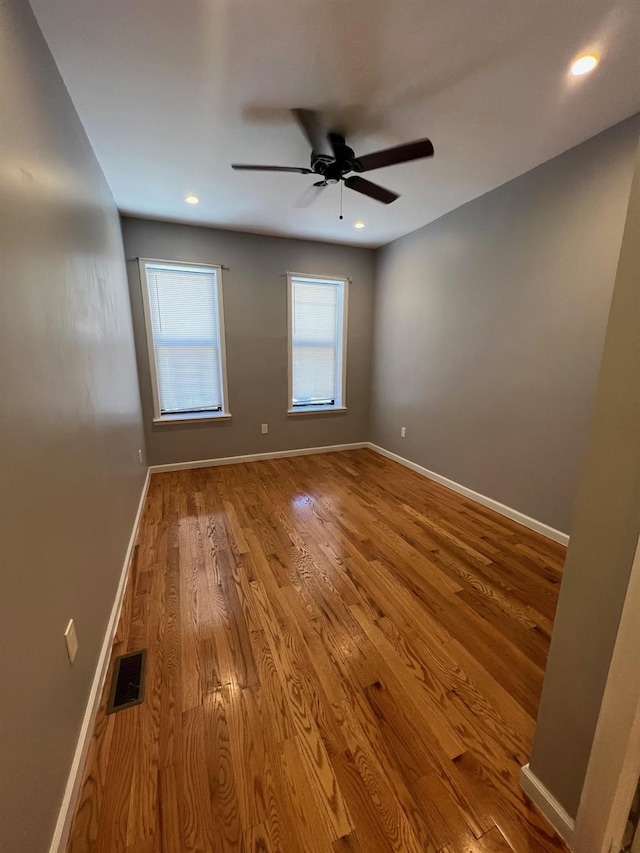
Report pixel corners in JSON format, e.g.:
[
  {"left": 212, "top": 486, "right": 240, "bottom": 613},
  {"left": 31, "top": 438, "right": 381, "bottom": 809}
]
[{"left": 106, "top": 649, "right": 147, "bottom": 714}]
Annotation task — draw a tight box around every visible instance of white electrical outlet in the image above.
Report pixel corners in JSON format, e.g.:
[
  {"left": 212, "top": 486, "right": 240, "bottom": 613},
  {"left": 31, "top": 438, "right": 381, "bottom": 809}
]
[
  {"left": 261, "top": 423, "right": 268, "bottom": 435},
  {"left": 401, "top": 427, "right": 407, "bottom": 438},
  {"left": 138, "top": 449, "right": 143, "bottom": 465},
  {"left": 64, "top": 619, "right": 78, "bottom": 664}
]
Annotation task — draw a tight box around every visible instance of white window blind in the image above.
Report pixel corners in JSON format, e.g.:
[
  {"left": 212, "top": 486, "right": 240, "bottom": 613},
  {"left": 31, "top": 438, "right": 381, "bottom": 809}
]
[
  {"left": 141, "top": 261, "right": 228, "bottom": 418},
  {"left": 289, "top": 275, "right": 347, "bottom": 410}
]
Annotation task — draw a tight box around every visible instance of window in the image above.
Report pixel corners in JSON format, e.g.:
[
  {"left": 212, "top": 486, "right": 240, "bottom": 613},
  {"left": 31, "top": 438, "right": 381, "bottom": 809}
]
[
  {"left": 287, "top": 273, "right": 348, "bottom": 413},
  {"left": 139, "top": 259, "right": 229, "bottom": 423}
]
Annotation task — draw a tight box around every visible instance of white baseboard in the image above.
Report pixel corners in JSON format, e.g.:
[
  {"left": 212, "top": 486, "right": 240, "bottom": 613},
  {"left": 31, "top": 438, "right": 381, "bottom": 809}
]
[
  {"left": 520, "top": 764, "right": 576, "bottom": 848},
  {"left": 367, "top": 443, "right": 569, "bottom": 546},
  {"left": 49, "top": 468, "right": 151, "bottom": 853},
  {"left": 148, "top": 442, "right": 368, "bottom": 473}
]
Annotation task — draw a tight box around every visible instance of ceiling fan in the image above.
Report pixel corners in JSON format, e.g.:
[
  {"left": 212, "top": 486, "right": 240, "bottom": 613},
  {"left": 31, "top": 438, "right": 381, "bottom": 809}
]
[{"left": 232, "top": 108, "right": 434, "bottom": 207}]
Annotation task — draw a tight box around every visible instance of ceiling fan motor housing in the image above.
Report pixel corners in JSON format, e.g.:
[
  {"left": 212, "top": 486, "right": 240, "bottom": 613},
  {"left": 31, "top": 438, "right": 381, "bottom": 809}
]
[{"left": 311, "top": 134, "right": 362, "bottom": 183}]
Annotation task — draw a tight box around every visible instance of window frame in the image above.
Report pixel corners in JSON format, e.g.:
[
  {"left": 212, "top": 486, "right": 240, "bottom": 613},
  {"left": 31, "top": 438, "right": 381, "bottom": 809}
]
[
  {"left": 286, "top": 271, "right": 348, "bottom": 416},
  {"left": 138, "top": 258, "right": 231, "bottom": 424}
]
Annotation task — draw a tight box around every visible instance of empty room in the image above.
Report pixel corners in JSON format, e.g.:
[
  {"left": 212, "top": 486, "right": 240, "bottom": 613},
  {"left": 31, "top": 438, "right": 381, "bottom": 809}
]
[{"left": 2, "top": 0, "right": 640, "bottom": 851}]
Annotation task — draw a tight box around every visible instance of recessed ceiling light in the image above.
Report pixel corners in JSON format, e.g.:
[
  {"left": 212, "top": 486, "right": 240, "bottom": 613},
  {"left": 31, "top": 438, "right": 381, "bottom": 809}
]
[
  {"left": 354, "top": 221, "right": 365, "bottom": 229},
  {"left": 571, "top": 54, "right": 599, "bottom": 76},
  {"left": 185, "top": 194, "right": 199, "bottom": 204}
]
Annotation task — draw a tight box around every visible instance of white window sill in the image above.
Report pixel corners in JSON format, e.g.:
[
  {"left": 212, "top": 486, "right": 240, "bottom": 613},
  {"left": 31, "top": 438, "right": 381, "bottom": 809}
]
[
  {"left": 153, "top": 412, "right": 232, "bottom": 425},
  {"left": 287, "top": 406, "right": 347, "bottom": 416}
]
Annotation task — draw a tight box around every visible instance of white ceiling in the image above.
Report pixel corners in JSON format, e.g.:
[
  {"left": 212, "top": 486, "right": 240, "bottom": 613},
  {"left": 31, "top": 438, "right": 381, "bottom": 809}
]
[{"left": 31, "top": 0, "right": 640, "bottom": 248}]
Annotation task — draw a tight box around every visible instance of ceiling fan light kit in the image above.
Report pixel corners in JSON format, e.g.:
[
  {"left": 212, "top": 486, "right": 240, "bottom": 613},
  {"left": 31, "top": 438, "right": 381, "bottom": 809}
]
[{"left": 232, "top": 108, "right": 434, "bottom": 213}]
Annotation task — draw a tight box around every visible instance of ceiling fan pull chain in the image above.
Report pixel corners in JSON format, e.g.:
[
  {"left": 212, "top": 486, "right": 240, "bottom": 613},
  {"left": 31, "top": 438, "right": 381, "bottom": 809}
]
[{"left": 339, "top": 181, "right": 344, "bottom": 221}]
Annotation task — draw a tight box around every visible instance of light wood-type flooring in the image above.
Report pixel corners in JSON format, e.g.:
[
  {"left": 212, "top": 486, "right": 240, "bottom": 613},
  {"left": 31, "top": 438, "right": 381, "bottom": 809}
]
[{"left": 69, "top": 448, "right": 569, "bottom": 852}]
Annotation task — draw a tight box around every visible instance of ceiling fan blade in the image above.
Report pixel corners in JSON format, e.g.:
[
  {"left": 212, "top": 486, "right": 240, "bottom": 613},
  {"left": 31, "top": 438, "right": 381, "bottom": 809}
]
[
  {"left": 232, "top": 164, "right": 313, "bottom": 173},
  {"left": 344, "top": 175, "right": 399, "bottom": 204},
  {"left": 355, "top": 138, "right": 434, "bottom": 172},
  {"left": 295, "top": 182, "right": 327, "bottom": 208},
  {"left": 292, "top": 109, "right": 332, "bottom": 156}
]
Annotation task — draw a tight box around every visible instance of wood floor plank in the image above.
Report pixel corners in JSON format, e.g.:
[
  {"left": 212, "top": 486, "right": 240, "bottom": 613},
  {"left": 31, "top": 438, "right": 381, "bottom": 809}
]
[
  {"left": 476, "top": 825, "right": 515, "bottom": 852},
  {"left": 332, "top": 684, "right": 443, "bottom": 852},
  {"left": 177, "top": 489, "right": 206, "bottom": 712},
  {"left": 330, "top": 746, "right": 430, "bottom": 853},
  {"left": 181, "top": 706, "right": 215, "bottom": 851},
  {"left": 157, "top": 764, "right": 182, "bottom": 853},
  {"left": 94, "top": 707, "right": 137, "bottom": 852},
  {"left": 158, "top": 522, "right": 183, "bottom": 771},
  {"left": 333, "top": 830, "right": 365, "bottom": 852},
  {"left": 363, "top": 679, "right": 492, "bottom": 838},
  {"left": 68, "top": 449, "right": 569, "bottom": 852},
  {"left": 244, "top": 821, "right": 275, "bottom": 853},
  {"left": 413, "top": 771, "right": 479, "bottom": 850},
  {"left": 352, "top": 603, "right": 465, "bottom": 760},
  {"left": 202, "top": 688, "right": 243, "bottom": 853},
  {"left": 453, "top": 750, "right": 568, "bottom": 851},
  {"left": 68, "top": 698, "right": 115, "bottom": 852},
  {"left": 224, "top": 683, "right": 271, "bottom": 833},
  {"left": 126, "top": 553, "right": 165, "bottom": 849},
  {"left": 278, "top": 736, "right": 335, "bottom": 853}
]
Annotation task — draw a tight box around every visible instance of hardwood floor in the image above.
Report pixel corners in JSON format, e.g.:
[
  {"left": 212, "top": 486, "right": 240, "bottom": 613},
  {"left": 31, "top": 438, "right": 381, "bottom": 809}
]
[{"left": 68, "top": 448, "right": 569, "bottom": 852}]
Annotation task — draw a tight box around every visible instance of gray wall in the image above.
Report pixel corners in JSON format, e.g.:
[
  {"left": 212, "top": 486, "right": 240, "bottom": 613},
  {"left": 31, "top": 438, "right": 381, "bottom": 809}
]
[
  {"left": 530, "top": 143, "right": 640, "bottom": 817},
  {"left": 370, "top": 116, "right": 639, "bottom": 534},
  {"left": 0, "top": 2, "right": 145, "bottom": 851},
  {"left": 121, "top": 217, "right": 375, "bottom": 466}
]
